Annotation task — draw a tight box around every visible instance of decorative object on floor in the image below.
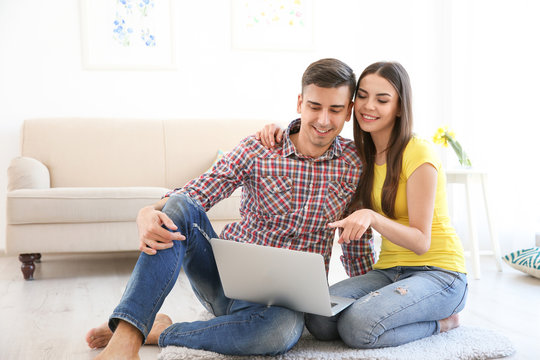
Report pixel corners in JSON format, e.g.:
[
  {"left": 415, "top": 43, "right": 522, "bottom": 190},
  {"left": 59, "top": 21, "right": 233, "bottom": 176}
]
[
  {"left": 502, "top": 247, "right": 540, "bottom": 279},
  {"left": 159, "top": 321, "right": 515, "bottom": 360},
  {"left": 433, "top": 126, "right": 472, "bottom": 167}
]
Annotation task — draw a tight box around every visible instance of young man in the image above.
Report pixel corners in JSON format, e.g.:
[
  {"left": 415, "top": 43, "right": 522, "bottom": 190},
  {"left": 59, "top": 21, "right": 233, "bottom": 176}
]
[{"left": 86, "top": 58, "right": 375, "bottom": 359}]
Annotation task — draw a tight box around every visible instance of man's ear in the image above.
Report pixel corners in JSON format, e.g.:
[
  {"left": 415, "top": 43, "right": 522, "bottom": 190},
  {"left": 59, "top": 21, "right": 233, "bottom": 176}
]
[
  {"left": 345, "top": 101, "right": 354, "bottom": 121},
  {"left": 297, "top": 94, "right": 303, "bottom": 114}
]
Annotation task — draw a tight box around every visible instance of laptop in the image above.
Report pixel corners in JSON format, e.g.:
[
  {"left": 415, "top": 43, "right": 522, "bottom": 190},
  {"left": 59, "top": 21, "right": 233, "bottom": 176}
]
[{"left": 209, "top": 238, "right": 355, "bottom": 317}]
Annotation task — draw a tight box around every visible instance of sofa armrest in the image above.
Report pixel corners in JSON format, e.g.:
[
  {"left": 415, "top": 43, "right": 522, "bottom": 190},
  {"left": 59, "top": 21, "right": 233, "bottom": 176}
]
[{"left": 7, "top": 157, "right": 50, "bottom": 191}]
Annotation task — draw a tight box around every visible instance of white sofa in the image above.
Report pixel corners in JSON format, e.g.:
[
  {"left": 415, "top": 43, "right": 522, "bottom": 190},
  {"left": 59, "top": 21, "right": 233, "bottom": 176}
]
[{"left": 6, "top": 118, "right": 268, "bottom": 279}]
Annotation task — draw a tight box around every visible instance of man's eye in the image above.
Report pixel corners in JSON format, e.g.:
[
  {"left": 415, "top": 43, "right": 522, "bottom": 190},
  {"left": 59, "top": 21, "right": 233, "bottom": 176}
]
[{"left": 330, "top": 109, "right": 342, "bottom": 113}]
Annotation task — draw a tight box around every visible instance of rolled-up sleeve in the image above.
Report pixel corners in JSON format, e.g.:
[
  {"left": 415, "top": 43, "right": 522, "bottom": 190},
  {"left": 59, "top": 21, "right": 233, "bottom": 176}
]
[{"left": 340, "top": 227, "right": 375, "bottom": 277}]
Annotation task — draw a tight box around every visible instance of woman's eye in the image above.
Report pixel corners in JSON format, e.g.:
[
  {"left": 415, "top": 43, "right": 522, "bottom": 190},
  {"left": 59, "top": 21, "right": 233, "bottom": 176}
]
[{"left": 378, "top": 100, "right": 388, "bottom": 104}]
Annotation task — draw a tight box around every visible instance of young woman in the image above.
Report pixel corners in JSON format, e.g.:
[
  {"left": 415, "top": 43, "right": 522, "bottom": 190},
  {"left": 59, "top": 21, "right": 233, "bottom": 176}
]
[{"left": 256, "top": 61, "right": 468, "bottom": 348}]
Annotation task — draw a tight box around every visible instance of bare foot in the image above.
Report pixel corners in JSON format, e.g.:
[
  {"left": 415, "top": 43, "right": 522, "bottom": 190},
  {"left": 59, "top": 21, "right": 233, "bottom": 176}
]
[
  {"left": 93, "top": 320, "right": 143, "bottom": 360},
  {"left": 86, "top": 322, "right": 113, "bottom": 349},
  {"left": 146, "top": 314, "right": 173, "bottom": 345},
  {"left": 439, "top": 313, "right": 460, "bottom": 333},
  {"left": 94, "top": 349, "right": 140, "bottom": 360}
]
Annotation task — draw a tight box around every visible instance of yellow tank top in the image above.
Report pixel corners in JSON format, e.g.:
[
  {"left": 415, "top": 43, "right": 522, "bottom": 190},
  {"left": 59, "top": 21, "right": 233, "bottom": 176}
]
[{"left": 372, "top": 137, "right": 467, "bottom": 273}]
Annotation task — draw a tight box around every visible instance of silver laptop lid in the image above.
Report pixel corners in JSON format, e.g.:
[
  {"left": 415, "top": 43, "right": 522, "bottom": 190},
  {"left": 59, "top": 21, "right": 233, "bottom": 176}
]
[{"left": 210, "top": 238, "right": 336, "bottom": 316}]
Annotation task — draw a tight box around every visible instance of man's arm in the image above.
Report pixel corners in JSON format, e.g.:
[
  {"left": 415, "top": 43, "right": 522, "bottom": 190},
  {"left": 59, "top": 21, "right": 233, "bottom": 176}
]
[
  {"left": 139, "top": 136, "right": 258, "bottom": 255},
  {"left": 137, "top": 197, "right": 185, "bottom": 255},
  {"left": 339, "top": 227, "right": 376, "bottom": 277}
]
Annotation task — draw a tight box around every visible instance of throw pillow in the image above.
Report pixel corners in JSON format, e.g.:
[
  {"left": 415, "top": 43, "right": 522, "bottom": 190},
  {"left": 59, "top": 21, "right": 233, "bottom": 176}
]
[
  {"left": 502, "top": 247, "right": 540, "bottom": 279},
  {"left": 205, "top": 150, "right": 226, "bottom": 174},
  {"left": 7, "top": 156, "right": 50, "bottom": 191}
]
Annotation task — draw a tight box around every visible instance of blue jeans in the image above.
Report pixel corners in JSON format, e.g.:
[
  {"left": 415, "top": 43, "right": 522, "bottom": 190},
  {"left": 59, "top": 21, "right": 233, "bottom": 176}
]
[
  {"left": 109, "top": 194, "right": 304, "bottom": 356},
  {"left": 305, "top": 266, "right": 468, "bottom": 348}
]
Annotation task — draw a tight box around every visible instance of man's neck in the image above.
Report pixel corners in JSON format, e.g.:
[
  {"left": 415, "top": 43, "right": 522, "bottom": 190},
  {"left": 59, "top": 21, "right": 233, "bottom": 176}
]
[{"left": 289, "top": 132, "right": 330, "bottom": 159}]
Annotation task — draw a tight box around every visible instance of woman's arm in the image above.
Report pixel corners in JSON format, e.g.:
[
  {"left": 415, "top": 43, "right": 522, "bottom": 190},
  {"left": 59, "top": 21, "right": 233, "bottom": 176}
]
[
  {"left": 254, "top": 123, "right": 284, "bottom": 148},
  {"left": 330, "top": 163, "right": 437, "bottom": 255}
]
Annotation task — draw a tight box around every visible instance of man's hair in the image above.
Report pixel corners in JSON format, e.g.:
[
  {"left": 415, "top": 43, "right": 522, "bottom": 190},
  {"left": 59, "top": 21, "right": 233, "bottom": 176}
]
[{"left": 301, "top": 58, "right": 356, "bottom": 101}]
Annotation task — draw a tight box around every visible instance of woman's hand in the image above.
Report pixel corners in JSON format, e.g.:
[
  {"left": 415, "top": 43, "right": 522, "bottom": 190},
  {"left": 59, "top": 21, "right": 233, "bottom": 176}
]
[
  {"left": 254, "top": 123, "right": 284, "bottom": 148},
  {"left": 328, "top": 209, "right": 374, "bottom": 244}
]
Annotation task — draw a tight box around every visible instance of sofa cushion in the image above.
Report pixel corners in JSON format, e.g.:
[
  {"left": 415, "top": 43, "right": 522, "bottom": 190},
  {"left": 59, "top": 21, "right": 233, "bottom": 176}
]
[
  {"left": 21, "top": 118, "right": 167, "bottom": 187},
  {"left": 7, "top": 187, "right": 169, "bottom": 224},
  {"left": 8, "top": 187, "right": 243, "bottom": 225}
]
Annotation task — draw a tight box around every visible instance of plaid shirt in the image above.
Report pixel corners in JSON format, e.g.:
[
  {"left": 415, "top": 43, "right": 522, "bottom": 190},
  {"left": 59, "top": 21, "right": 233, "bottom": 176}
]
[{"left": 165, "top": 119, "right": 374, "bottom": 277}]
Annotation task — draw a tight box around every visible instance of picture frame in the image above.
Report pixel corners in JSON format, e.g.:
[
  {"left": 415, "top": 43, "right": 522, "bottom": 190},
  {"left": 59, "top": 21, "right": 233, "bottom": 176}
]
[
  {"left": 231, "top": 0, "right": 314, "bottom": 51},
  {"left": 80, "top": 0, "right": 175, "bottom": 70}
]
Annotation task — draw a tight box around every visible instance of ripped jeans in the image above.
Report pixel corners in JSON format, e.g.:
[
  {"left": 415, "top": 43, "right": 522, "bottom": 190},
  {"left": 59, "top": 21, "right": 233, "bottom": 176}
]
[
  {"left": 109, "top": 193, "right": 304, "bottom": 356},
  {"left": 305, "top": 266, "right": 468, "bottom": 348}
]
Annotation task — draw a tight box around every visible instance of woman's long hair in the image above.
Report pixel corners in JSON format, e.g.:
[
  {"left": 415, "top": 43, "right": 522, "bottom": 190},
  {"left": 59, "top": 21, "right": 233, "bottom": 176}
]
[{"left": 349, "top": 62, "right": 413, "bottom": 219}]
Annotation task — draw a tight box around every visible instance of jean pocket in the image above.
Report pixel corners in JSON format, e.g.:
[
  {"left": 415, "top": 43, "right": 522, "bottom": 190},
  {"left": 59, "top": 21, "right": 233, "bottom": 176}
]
[{"left": 423, "top": 265, "right": 461, "bottom": 279}]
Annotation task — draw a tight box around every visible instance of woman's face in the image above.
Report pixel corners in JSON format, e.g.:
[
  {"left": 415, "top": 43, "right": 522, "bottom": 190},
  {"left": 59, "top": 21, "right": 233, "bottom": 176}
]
[{"left": 354, "top": 73, "right": 400, "bottom": 139}]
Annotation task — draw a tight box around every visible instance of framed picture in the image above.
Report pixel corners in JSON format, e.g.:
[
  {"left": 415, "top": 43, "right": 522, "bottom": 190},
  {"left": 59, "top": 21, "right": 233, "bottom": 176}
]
[
  {"left": 231, "top": 0, "right": 314, "bottom": 51},
  {"left": 80, "top": 0, "right": 175, "bottom": 70}
]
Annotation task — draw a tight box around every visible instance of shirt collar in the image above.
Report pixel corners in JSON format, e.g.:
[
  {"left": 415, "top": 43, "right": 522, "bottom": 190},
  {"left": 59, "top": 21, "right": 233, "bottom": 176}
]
[{"left": 282, "top": 118, "right": 344, "bottom": 161}]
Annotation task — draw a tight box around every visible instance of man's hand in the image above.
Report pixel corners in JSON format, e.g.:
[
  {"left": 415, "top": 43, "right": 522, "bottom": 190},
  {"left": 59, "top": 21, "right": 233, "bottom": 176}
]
[
  {"left": 137, "top": 205, "right": 185, "bottom": 255},
  {"left": 328, "top": 209, "right": 374, "bottom": 244}
]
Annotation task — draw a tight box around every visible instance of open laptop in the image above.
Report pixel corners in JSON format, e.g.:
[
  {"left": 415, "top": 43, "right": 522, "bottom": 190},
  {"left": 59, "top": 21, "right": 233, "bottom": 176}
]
[{"left": 209, "top": 238, "right": 355, "bottom": 317}]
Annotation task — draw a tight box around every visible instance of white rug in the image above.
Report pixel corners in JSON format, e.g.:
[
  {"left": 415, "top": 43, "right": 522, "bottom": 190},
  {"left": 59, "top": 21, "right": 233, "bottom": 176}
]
[{"left": 158, "top": 324, "right": 515, "bottom": 360}]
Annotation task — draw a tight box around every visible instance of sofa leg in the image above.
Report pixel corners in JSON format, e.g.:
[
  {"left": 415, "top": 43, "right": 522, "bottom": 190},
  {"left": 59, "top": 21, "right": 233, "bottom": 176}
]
[
  {"left": 32, "top": 253, "right": 42, "bottom": 263},
  {"left": 19, "top": 254, "right": 37, "bottom": 280}
]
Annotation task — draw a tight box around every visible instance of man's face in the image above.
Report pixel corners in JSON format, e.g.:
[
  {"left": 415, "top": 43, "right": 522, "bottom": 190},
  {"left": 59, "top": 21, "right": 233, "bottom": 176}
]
[{"left": 295, "top": 84, "right": 353, "bottom": 158}]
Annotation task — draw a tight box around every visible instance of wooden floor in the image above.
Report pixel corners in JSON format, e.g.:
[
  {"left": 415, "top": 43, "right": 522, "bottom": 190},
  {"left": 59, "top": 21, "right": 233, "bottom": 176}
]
[{"left": 0, "top": 248, "right": 538, "bottom": 360}]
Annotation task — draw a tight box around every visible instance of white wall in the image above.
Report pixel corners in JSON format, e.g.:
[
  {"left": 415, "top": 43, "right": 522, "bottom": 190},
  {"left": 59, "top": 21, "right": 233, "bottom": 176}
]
[
  {"left": 448, "top": 0, "right": 540, "bottom": 252},
  {"left": 0, "top": 0, "right": 537, "bottom": 254}
]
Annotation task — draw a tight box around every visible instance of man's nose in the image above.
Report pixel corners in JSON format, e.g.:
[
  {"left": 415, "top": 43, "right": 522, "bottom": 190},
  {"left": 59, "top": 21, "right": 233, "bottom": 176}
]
[{"left": 318, "top": 109, "right": 331, "bottom": 125}]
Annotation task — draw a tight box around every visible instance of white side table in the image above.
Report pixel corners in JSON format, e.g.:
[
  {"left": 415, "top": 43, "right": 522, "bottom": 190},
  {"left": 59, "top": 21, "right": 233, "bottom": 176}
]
[{"left": 446, "top": 169, "right": 503, "bottom": 279}]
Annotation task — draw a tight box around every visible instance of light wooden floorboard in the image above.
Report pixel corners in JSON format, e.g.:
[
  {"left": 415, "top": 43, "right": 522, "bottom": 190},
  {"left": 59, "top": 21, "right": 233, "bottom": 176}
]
[{"left": 0, "top": 249, "right": 538, "bottom": 359}]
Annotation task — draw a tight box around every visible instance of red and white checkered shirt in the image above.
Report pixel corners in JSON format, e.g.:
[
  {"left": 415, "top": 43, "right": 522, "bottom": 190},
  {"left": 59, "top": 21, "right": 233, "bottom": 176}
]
[{"left": 165, "top": 119, "right": 374, "bottom": 277}]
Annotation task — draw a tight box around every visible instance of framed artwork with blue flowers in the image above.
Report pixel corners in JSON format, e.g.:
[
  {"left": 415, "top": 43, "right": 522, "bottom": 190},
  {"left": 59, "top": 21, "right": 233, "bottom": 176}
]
[{"left": 80, "top": 0, "right": 175, "bottom": 70}]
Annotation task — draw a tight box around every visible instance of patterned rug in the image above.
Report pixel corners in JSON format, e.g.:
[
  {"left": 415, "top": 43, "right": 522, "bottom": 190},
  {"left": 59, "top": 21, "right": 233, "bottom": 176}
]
[{"left": 158, "top": 324, "right": 515, "bottom": 360}]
